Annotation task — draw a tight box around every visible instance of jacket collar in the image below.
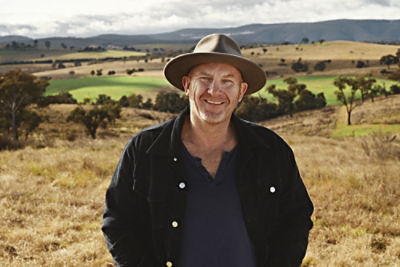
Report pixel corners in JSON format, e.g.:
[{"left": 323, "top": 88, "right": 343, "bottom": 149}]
[{"left": 146, "top": 106, "right": 270, "bottom": 156}]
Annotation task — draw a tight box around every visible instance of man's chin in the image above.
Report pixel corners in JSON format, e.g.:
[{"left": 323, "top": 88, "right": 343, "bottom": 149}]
[{"left": 199, "top": 112, "right": 229, "bottom": 125}]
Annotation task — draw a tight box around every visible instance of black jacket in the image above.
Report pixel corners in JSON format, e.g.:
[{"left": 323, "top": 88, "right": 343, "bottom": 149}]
[{"left": 102, "top": 108, "right": 314, "bottom": 267}]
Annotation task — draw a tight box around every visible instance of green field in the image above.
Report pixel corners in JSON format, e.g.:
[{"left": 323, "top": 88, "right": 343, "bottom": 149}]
[
  {"left": 260, "top": 76, "right": 398, "bottom": 106},
  {"left": 46, "top": 76, "right": 170, "bottom": 101},
  {"left": 46, "top": 75, "right": 399, "bottom": 105}
]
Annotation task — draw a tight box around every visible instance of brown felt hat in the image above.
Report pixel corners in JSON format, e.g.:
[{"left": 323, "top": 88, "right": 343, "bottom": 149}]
[{"left": 163, "top": 33, "right": 266, "bottom": 95}]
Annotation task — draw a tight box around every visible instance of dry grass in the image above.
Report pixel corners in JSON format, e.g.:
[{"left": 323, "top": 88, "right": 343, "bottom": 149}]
[{"left": 1, "top": 97, "right": 400, "bottom": 266}]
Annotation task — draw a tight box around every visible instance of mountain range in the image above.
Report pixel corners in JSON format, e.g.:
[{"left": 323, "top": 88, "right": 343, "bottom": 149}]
[{"left": 1, "top": 19, "right": 400, "bottom": 47}]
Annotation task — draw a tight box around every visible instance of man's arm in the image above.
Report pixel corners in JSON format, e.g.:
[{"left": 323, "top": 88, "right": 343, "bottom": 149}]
[
  {"left": 266, "top": 147, "right": 314, "bottom": 267},
  {"left": 102, "top": 140, "right": 153, "bottom": 266}
]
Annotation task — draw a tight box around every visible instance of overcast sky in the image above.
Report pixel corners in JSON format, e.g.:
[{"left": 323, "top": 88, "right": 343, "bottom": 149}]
[{"left": 1, "top": 0, "right": 399, "bottom": 38}]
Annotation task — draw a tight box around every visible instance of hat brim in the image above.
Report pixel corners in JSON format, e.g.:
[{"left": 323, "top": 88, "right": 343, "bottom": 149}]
[{"left": 163, "top": 52, "right": 266, "bottom": 95}]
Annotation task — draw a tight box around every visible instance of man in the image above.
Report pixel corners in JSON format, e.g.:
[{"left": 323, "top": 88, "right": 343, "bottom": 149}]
[{"left": 102, "top": 34, "right": 313, "bottom": 267}]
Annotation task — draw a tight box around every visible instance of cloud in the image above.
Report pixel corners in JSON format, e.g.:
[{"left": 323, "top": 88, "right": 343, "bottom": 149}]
[
  {"left": 0, "top": 24, "right": 37, "bottom": 36},
  {"left": 0, "top": 0, "right": 399, "bottom": 38}
]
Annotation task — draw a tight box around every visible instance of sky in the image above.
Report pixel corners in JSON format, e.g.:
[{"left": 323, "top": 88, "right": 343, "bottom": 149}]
[{"left": 1, "top": 0, "right": 399, "bottom": 38}]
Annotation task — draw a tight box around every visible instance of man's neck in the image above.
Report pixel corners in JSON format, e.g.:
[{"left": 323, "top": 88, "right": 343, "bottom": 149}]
[{"left": 181, "top": 113, "right": 237, "bottom": 153}]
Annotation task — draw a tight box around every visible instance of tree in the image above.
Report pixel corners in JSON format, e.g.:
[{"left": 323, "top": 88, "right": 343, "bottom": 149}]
[
  {"left": 390, "top": 85, "right": 400, "bottom": 95},
  {"left": 153, "top": 92, "right": 188, "bottom": 113},
  {"left": 67, "top": 104, "right": 121, "bottom": 139},
  {"left": 0, "top": 69, "right": 48, "bottom": 140},
  {"left": 294, "top": 90, "right": 326, "bottom": 111},
  {"left": 333, "top": 76, "right": 360, "bottom": 125},
  {"left": 45, "top": 40, "right": 51, "bottom": 49},
  {"left": 267, "top": 77, "right": 306, "bottom": 117},
  {"left": 95, "top": 94, "right": 115, "bottom": 105},
  {"left": 127, "top": 94, "right": 143, "bottom": 108},
  {"left": 18, "top": 110, "right": 43, "bottom": 139},
  {"left": 235, "top": 96, "right": 279, "bottom": 122},
  {"left": 262, "top": 48, "right": 268, "bottom": 54},
  {"left": 301, "top": 37, "right": 309, "bottom": 44},
  {"left": 314, "top": 61, "right": 327, "bottom": 71},
  {"left": 380, "top": 54, "right": 399, "bottom": 69},
  {"left": 291, "top": 58, "right": 308, "bottom": 72},
  {"left": 357, "top": 74, "right": 376, "bottom": 103},
  {"left": 374, "top": 83, "right": 389, "bottom": 98}
]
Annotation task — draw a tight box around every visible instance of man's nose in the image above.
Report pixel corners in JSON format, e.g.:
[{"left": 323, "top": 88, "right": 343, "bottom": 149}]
[{"left": 207, "top": 79, "right": 222, "bottom": 95}]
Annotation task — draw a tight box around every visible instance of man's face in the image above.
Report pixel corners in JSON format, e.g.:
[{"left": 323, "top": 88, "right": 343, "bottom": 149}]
[{"left": 182, "top": 63, "right": 248, "bottom": 125}]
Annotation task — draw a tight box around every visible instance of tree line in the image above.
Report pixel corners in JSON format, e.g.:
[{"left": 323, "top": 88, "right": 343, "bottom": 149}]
[{"left": 1, "top": 69, "right": 400, "bottom": 148}]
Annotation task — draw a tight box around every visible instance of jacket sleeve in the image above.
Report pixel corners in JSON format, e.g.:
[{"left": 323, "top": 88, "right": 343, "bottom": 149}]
[
  {"left": 266, "top": 146, "right": 314, "bottom": 267},
  {"left": 101, "top": 139, "right": 153, "bottom": 267}
]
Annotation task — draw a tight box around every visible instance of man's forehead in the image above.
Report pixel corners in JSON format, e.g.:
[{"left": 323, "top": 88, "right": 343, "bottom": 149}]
[{"left": 189, "top": 63, "right": 242, "bottom": 77}]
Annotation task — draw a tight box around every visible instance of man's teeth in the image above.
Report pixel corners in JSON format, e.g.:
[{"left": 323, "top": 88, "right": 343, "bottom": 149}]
[{"left": 206, "top": 100, "right": 223, "bottom": 104}]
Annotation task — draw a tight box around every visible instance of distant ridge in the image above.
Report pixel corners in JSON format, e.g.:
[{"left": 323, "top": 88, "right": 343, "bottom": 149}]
[{"left": 1, "top": 19, "right": 400, "bottom": 47}]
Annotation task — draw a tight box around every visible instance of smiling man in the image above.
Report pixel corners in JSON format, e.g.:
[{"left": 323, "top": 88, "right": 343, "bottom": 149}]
[{"left": 102, "top": 34, "right": 314, "bottom": 267}]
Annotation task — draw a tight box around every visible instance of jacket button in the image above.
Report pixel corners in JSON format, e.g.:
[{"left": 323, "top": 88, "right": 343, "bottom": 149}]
[
  {"left": 269, "top": 186, "right": 276, "bottom": 193},
  {"left": 171, "top": 221, "right": 179, "bottom": 228},
  {"left": 166, "top": 261, "right": 173, "bottom": 267},
  {"left": 172, "top": 157, "right": 178, "bottom": 162},
  {"left": 178, "top": 182, "right": 186, "bottom": 189}
]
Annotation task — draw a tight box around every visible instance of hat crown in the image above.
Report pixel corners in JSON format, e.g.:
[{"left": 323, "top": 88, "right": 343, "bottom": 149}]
[{"left": 193, "top": 34, "right": 242, "bottom": 56}]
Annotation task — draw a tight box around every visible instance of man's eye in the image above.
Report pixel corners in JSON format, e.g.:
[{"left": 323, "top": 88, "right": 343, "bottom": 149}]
[
  {"left": 200, "top": 77, "right": 211, "bottom": 81},
  {"left": 223, "top": 79, "right": 233, "bottom": 83}
]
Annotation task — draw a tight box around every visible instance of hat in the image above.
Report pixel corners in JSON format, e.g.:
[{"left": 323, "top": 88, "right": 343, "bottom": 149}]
[{"left": 163, "top": 33, "right": 266, "bottom": 95}]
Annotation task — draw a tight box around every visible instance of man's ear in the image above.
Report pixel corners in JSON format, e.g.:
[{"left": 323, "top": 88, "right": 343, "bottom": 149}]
[
  {"left": 238, "top": 82, "right": 248, "bottom": 102},
  {"left": 182, "top": 76, "right": 191, "bottom": 95}
]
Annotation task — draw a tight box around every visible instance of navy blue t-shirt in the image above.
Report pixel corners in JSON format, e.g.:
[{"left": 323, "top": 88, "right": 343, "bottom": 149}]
[{"left": 178, "top": 143, "right": 256, "bottom": 267}]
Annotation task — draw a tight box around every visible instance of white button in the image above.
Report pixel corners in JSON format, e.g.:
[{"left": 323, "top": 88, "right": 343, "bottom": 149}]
[
  {"left": 171, "top": 221, "right": 178, "bottom": 228},
  {"left": 270, "top": 186, "right": 276, "bottom": 193},
  {"left": 172, "top": 157, "right": 178, "bottom": 162},
  {"left": 166, "top": 261, "right": 173, "bottom": 267},
  {"left": 178, "top": 182, "right": 186, "bottom": 189}
]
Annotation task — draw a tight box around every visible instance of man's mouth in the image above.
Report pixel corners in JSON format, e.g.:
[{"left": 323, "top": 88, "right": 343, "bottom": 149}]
[{"left": 205, "top": 99, "right": 224, "bottom": 105}]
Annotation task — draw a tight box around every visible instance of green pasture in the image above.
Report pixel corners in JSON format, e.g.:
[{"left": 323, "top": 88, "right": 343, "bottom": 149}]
[
  {"left": 46, "top": 76, "right": 169, "bottom": 102},
  {"left": 330, "top": 106, "right": 400, "bottom": 138},
  {"left": 259, "top": 76, "right": 398, "bottom": 106},
  {"left": 46, "top": 75, "right": 399, "bottom": 105},
  {"left": 332, "top": 123, "right": 400, "bottom": 138}
]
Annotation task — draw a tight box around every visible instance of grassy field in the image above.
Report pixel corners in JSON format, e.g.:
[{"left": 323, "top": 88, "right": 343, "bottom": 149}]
[
  {"left": 262, "top": 76, "right": 399, "bottom": 106},
  {"left": 46, "top": 76, "right": 170, "bottom": 101},
  {"left": 243, "top": 41, "right": 400, "bottom": 61},
  {"left": 46, "top": 74, "right": 399, "bottom": 105},
  {"left": 0, "top": 95, "right": 399, "bottom": 266},
  {"left": 0, "top": 48, "right": 65, "bottom": 63}
]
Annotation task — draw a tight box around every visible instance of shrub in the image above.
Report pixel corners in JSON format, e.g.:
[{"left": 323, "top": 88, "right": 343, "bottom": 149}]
[
  {"left": 294, "top": 90, "right": 326, "bottom": 112},
  {"left": 356, "top": 60, "right": 366, "bottom": 68},
  {"left": 67, "top": 104, "right": 121, "bottom": 139},
  {"left": 314, "top": 61, "right": 327, "bottom": 71},
  {"left": 153, "top": 92, "right": 188, "bottom": 113},
  {"left": 95, "top": 94, "right": 115, "bottom": 105},
  {"left": 291, "top": 59, "right": 308, "bottom": 72},
  {"left": 0, "top": 135, "right": 24, "bottom": 150},
  {"left": 235, "top": 96, "right": 279, "bottom": 122},
  {"left": 390, "top": 84, "right": 400, "bottom": 94}
]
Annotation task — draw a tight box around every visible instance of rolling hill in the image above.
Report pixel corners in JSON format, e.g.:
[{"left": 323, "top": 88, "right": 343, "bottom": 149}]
[{"left": 1, "top": 19, "right": 400, "bottom": 49}]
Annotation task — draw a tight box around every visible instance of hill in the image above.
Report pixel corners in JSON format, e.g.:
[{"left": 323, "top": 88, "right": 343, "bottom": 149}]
[{"left": 1, "top": 19, "right": 400, "bottom": 48}]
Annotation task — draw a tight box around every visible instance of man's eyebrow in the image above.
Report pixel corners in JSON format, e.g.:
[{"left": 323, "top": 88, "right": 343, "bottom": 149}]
[{"left": 196, "top": 72, "right": 211, "bottom": 76}]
